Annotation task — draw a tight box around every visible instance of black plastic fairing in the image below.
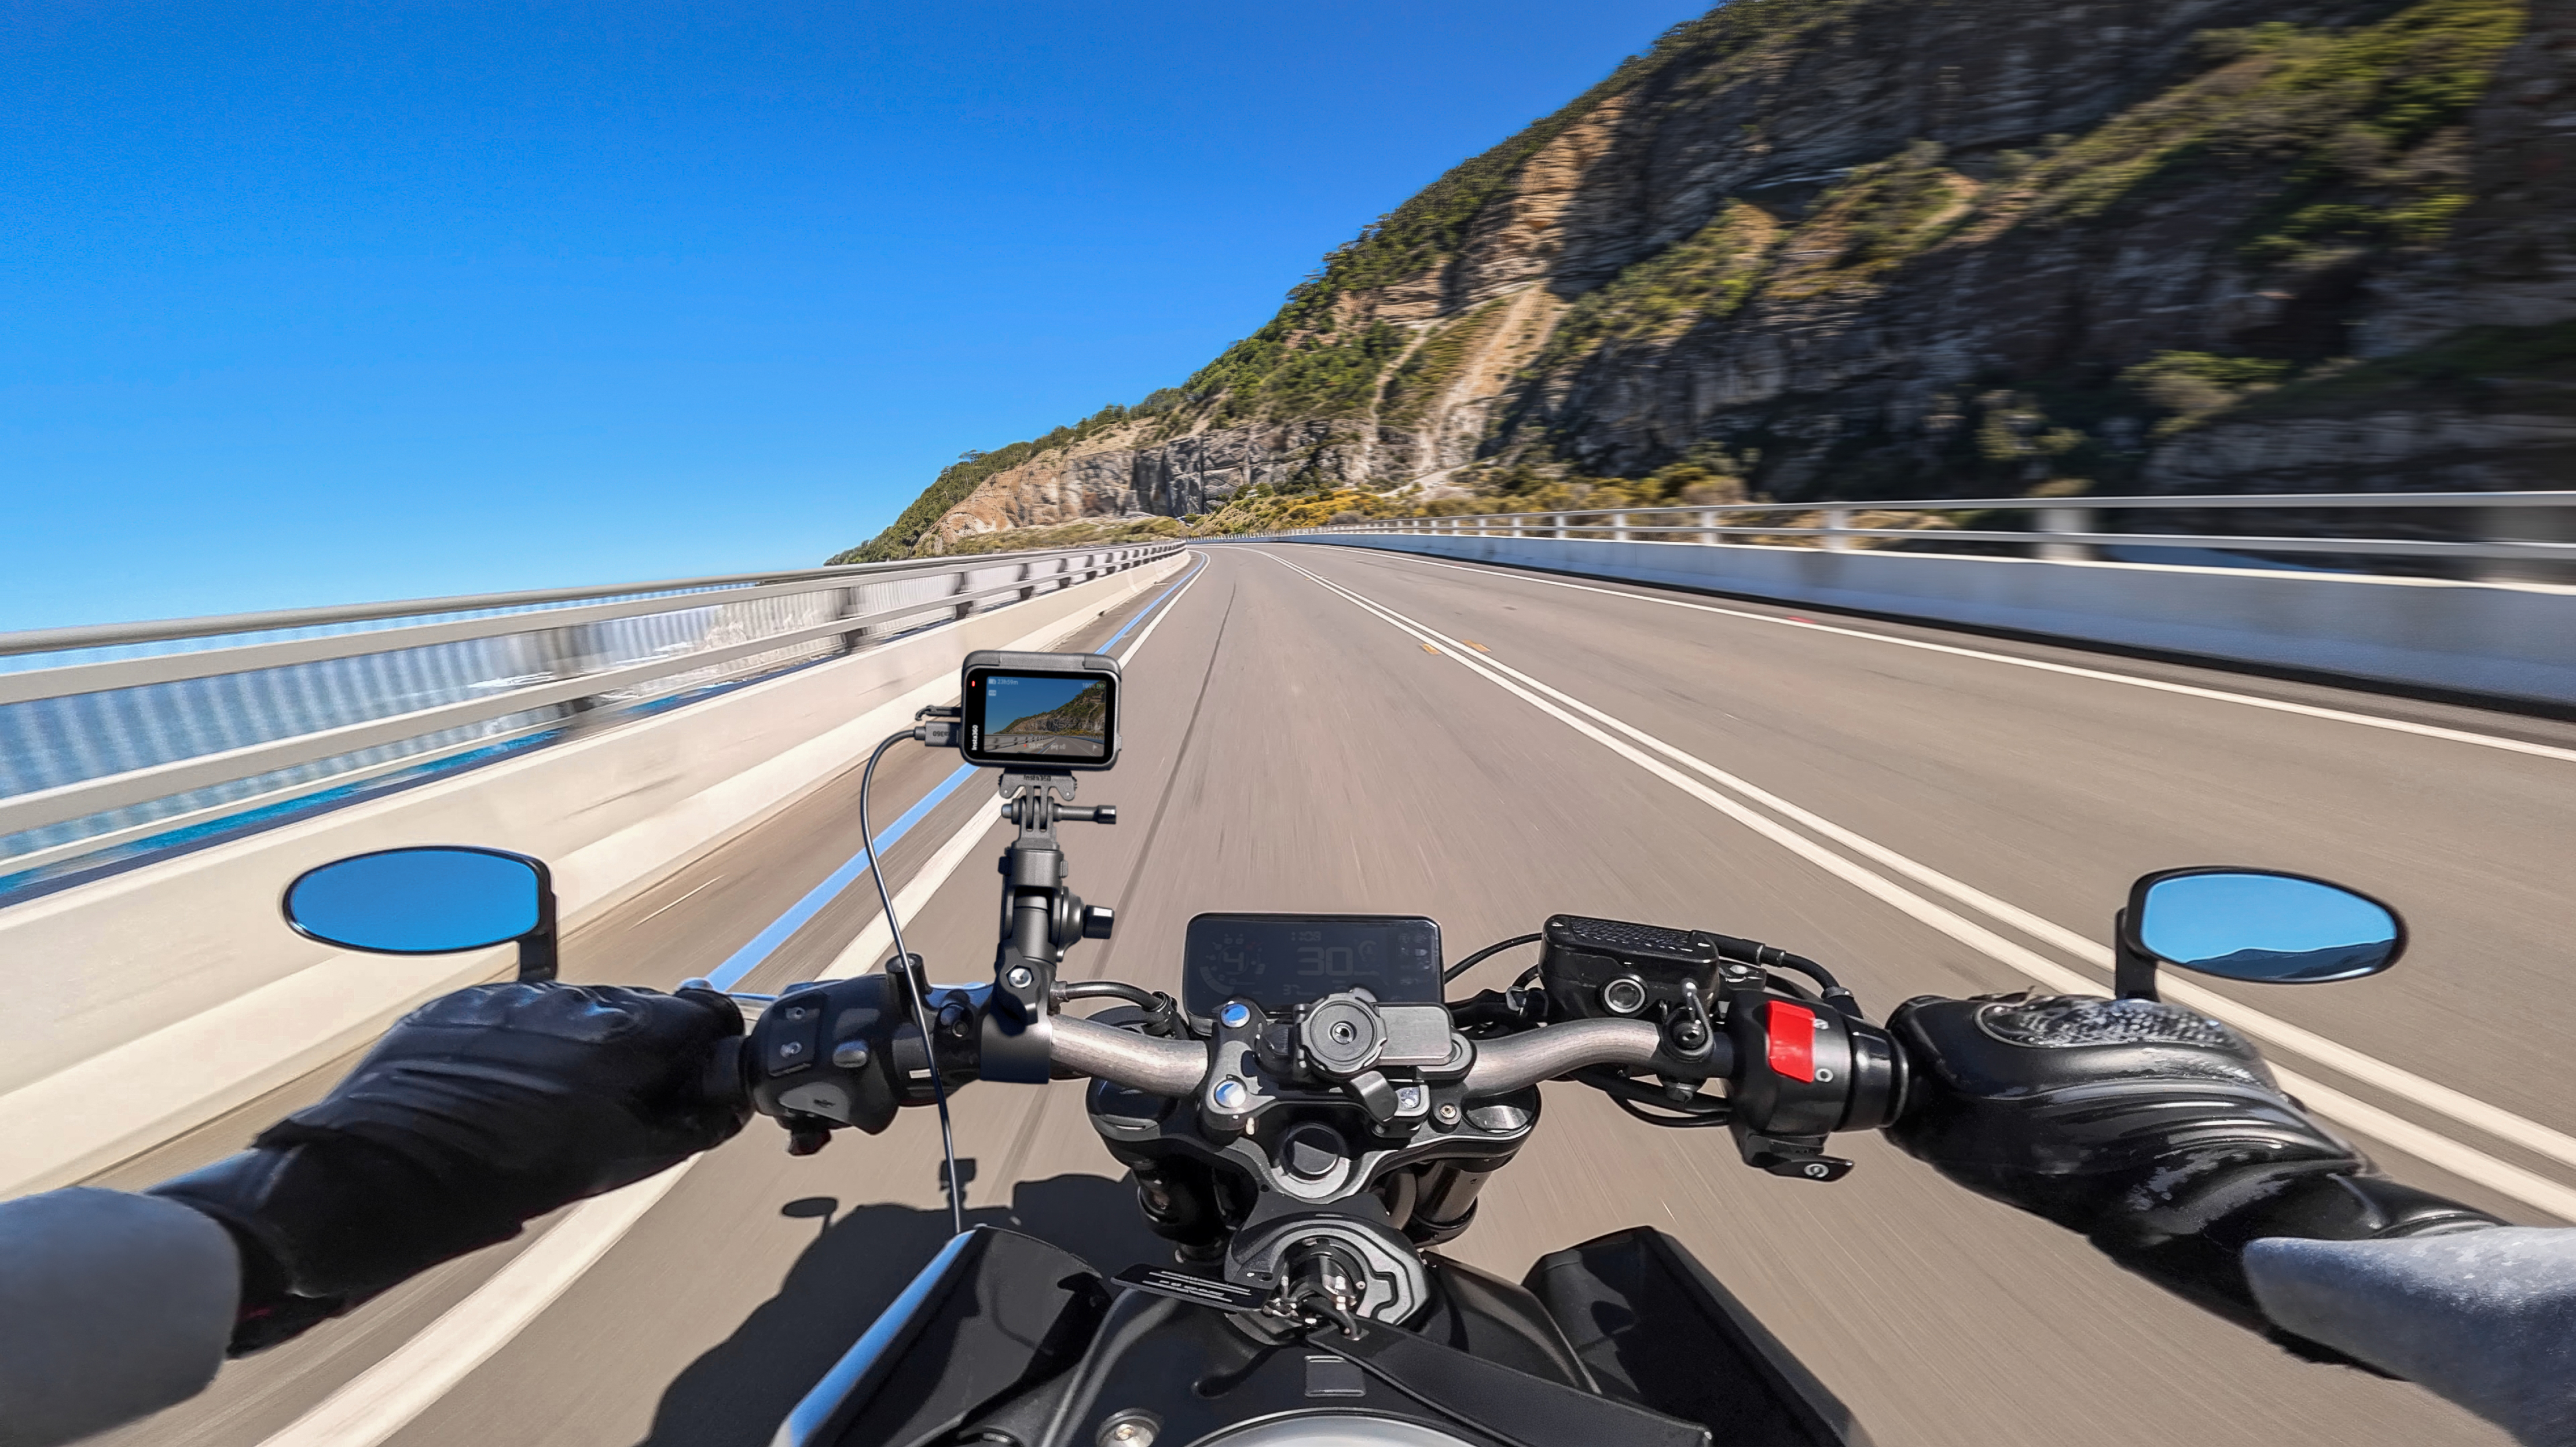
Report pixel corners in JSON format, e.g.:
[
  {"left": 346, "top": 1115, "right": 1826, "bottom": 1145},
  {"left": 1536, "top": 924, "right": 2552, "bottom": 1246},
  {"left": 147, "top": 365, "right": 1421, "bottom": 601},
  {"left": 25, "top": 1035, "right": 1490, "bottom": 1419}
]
[
  {"left": 784, "top": 1227, "right": 1101, "bottom": 1447},
  {"left": 1524, "top": 1227, "right": 1871, "bottom": 1447}
]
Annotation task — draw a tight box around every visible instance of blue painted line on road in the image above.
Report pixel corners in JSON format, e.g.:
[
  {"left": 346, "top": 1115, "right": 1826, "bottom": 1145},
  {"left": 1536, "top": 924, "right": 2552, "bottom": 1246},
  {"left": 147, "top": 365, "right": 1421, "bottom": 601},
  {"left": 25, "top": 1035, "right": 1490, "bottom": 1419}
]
[
  {"left": 703, "top": 762, "right": 977, "bottom": 990},
  {"left": 700, "top": 551, "right": 1200, "bottom": 990},
  {"left": 1102, "top": 552, "right": 1204, "bottom": 650}
]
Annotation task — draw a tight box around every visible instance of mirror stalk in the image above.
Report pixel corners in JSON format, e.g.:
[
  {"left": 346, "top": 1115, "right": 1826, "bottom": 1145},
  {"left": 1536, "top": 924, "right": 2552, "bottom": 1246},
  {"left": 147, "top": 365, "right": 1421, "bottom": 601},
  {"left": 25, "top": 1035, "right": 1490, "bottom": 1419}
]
[
  {"left": 513, "top": 867, "right": 562, "bottom": 981},
  {"left": 2111, "top": 908, "right": 2159, "bottom": 1001},
  {"left": 516, "top": 928, "right": 559, "bottom": 983}
]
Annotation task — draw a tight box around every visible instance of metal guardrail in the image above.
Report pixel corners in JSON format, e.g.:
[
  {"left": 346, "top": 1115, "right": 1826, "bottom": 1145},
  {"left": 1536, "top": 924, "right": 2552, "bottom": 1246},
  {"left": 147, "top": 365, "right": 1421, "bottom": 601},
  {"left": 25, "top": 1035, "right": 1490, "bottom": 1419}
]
[
  {"left": 0, "top": 542, "right": 1181, "bottom": 881},
  {"left": 1268, "top": 491, "right": 2576, "bottom": 567}
]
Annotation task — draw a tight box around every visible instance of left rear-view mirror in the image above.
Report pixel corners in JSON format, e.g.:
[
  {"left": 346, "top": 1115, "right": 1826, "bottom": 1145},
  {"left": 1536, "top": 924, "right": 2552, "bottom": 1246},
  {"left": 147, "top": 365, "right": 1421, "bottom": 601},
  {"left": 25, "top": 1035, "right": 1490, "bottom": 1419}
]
[{"left": 282, "top": 845, "right": 558, "bottom": 981}]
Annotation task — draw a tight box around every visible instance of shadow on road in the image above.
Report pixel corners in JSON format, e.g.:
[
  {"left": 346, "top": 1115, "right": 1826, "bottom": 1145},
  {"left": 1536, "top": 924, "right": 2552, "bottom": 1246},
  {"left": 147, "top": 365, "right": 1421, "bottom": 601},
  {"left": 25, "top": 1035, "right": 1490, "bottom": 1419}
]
[{"left": 636, "top": 1171, "right": 1166, "bottom": 1447}]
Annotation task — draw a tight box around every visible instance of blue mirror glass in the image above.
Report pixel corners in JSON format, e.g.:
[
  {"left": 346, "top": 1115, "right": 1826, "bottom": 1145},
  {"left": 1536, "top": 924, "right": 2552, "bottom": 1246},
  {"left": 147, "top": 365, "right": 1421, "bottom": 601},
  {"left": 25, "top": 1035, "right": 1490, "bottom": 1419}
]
[
  {"left": 284, "top": 847, "right": 544, "bottom": 954},
  {"left": 2136, "top": 872, "right": 2399, "bottom": 983}
]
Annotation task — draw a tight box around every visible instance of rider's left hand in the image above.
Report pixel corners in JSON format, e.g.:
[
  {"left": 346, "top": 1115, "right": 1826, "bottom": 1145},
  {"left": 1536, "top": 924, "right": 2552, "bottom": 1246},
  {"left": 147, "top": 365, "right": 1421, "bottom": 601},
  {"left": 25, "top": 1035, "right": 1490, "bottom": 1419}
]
[{"left": 151, "top": 982, "right": 747, "bottom": 1351}]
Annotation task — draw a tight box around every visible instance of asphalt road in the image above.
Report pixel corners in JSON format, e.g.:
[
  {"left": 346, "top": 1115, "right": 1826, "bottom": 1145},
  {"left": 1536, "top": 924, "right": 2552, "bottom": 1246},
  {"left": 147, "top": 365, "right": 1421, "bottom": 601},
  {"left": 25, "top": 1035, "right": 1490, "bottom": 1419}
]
[{"left": 93, "top": 541, "right": 2576, "bottom": 1447}]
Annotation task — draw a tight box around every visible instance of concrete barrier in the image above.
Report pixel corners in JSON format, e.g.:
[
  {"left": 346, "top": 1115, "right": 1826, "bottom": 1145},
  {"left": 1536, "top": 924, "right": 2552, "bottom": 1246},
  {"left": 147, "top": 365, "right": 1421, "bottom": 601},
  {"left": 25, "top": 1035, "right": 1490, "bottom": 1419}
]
[
  {"left": 1287, "top": 534, "right": 2576, "bottom": 708},
  {"left": 0, "top": 553, "right": 1188, "bottom": 1198}
]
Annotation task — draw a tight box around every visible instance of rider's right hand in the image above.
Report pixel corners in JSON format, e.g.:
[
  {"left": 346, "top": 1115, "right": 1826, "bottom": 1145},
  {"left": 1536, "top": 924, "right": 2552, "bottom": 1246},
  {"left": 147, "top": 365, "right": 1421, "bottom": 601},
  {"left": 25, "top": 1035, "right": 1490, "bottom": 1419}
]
[
  {"left": 149, "top": 982, "right": 747, "bottom": 1353},
  {"left": 1881, "top": 992, "right": 2501, "bottom": 1343}
]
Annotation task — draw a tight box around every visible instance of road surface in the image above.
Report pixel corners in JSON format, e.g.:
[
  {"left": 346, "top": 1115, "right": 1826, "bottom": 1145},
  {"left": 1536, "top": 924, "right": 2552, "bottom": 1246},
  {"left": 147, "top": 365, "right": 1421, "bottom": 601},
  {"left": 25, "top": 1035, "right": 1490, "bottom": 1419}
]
[{"left": 91, "top": 541, "right": 2576, "bottom": 1447}]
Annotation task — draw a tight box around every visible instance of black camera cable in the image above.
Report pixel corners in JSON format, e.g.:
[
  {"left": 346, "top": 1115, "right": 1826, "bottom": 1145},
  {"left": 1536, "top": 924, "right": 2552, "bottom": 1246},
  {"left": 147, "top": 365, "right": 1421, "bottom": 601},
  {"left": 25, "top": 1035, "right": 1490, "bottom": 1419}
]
[{"left": 860, "top": 727, "right": 967, "bottom": 1238}]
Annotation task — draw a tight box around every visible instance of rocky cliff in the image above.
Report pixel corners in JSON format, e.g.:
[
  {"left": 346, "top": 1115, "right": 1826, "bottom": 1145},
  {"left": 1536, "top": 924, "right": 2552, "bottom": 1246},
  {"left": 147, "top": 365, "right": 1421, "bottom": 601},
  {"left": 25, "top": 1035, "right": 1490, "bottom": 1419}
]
[{"left": 836, "top": 0, "right": 2573, "bottom": 561}]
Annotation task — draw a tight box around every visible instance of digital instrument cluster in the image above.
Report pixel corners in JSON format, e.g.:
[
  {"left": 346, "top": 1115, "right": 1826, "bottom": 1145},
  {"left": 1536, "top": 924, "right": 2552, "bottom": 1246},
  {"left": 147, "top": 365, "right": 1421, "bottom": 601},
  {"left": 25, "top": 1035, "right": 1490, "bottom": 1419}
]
[{"left": 1182, "top": 913, "right": 1443, "bottom": 1016}]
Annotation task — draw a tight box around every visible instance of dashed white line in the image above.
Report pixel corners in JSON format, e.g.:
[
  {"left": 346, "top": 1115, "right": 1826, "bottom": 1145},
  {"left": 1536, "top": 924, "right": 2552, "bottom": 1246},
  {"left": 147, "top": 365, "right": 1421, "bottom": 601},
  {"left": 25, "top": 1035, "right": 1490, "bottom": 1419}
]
[{"left": 635, "top": 875, "right": 720, "bottom": 923}]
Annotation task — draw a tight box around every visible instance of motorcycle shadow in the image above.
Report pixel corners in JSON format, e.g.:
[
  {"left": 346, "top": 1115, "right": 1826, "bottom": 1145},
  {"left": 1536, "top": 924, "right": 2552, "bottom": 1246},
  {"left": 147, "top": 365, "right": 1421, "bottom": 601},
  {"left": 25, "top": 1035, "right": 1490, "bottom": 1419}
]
[{"left": 636, "top": 1171, "right": 1165, "bottom": 1447}]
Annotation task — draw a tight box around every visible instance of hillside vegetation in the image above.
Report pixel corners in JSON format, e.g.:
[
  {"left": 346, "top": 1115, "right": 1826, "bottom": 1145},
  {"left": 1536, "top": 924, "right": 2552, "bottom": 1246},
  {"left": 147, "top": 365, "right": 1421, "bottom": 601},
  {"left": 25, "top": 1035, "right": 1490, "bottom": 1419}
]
[{"left": 835, "top": 0, "right": 2569, "bottom": 560}]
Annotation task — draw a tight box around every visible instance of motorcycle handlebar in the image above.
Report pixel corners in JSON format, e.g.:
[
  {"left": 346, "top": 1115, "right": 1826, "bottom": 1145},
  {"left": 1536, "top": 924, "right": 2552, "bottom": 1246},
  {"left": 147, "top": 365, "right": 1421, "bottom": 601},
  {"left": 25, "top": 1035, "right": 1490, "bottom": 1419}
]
[
  {"left": 1049, "top": 1014, "right": 1206, "bottom": 1095},
  {"left": 1045, "top": 1012, "right": 1731, "bottom": 1101},
  {"left": 1463, "top": 1019, "right": 1695, "bottom": 1093}
]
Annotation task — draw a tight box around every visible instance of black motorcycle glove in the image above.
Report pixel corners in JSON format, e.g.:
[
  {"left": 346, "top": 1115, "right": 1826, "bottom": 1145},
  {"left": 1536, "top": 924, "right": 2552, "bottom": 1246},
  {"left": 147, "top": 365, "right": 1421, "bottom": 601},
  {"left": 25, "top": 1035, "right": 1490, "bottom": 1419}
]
[
  {"left": 151, "top": 982, "right": 747, "bottom": 1353},
  {"left": 1883, "top": 993, "right": 2500, "bottom": 1342}
]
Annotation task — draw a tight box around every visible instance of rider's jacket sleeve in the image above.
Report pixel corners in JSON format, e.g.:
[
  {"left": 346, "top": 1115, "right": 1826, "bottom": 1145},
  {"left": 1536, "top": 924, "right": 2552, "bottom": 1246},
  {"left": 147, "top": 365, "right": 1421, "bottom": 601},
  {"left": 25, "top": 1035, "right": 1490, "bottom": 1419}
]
[
  {"left": 0, "top": 1188, "right": 238, "bottom": 1447},
  {"left": 2245, "top": 1226, "right": 2576, "bottom": 1447}
]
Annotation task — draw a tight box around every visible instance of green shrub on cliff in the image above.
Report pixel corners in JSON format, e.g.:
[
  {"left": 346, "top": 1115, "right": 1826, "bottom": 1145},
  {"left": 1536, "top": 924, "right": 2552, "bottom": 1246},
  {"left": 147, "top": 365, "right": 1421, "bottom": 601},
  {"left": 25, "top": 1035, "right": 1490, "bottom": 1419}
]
[
  {"left": 2025, "top": 0, "right": 2520, "bottom": 270},
  {"left": 1191, "top": 321, "right": 1411, "bottom": 426},
  {"left": 1381, "top": 300, "right": 1512, "bottom": 429},
  {"left": 1537, "top": 203, "right": 1778, "bottom": 370},
  {"left": 2120, "top": 352, "right": 2297, "bottom": 435}
]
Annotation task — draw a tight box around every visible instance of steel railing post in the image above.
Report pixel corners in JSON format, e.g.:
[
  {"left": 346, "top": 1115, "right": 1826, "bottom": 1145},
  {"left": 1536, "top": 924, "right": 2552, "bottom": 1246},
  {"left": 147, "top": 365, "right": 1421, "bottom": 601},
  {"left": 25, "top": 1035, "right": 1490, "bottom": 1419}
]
[
  {"left": 837, "top": 585, "right": 874, "bottom": 655},
  {"left": 531, "top": 622, "right": 607, "bottom": 729},
  {"left": 1699, "top": 509, "right": 1717, "bottom": 545},
  {"left": 1613, "top": 512, "right": 1630, "bottom": 542},
  {"left": 2035, "top": 506, "right": 2097, "bottom": 563},
  {"left": 1823, "top": 506, "right": 1854, "bottom": 552}
]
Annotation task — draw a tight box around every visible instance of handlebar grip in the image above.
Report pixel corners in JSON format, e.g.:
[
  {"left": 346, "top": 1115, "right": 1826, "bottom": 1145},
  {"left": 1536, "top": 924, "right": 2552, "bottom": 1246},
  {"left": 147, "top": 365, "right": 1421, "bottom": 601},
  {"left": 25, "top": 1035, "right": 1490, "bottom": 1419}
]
[{"left": 698, "top": 1035, "right": 753, "bottom": 1119}]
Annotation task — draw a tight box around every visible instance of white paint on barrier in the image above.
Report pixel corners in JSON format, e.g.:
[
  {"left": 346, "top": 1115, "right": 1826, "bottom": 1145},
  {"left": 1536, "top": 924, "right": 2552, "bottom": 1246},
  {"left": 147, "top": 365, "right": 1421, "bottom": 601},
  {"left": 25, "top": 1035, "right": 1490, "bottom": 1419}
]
[
  {"left": 1298, "top": 530, "right": 2576, "bottom": 708},
  {"left": 0, "top": 553, "right": 1188, "bottom": 1199}
]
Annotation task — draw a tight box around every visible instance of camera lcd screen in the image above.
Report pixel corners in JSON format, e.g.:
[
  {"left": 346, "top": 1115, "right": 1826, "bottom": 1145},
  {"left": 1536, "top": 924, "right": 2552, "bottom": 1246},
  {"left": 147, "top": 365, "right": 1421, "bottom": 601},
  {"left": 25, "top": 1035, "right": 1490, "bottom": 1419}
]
[
  {"left": 1183, "top": 913, "right": 1443, "bottom": 1016},
  {"left": 965, "top": 670, "right": 1114, "bottom": 765}
]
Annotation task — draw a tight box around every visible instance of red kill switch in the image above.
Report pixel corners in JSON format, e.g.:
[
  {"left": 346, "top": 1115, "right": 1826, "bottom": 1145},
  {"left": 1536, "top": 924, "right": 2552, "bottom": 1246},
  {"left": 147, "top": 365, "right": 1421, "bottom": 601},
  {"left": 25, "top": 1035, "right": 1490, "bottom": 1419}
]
[{"left": 1767, "top": 1001, "right": 1818, "bottom": 1082}]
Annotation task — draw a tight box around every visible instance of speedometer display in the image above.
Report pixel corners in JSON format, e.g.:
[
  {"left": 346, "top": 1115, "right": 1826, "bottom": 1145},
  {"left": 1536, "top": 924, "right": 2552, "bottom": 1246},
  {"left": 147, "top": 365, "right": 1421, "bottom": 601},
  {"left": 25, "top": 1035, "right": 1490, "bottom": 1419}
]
[{"left": 1183, "top": 913, "right": 1443, "bottom": 1017}]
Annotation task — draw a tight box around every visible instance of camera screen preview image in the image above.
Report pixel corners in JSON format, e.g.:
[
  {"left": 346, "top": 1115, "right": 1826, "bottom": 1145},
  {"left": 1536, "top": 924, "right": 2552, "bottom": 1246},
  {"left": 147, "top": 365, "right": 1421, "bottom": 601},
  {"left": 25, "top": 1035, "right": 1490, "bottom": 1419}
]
[{"left": 975, "top": 673, "right": 1110, "bottom": 761}]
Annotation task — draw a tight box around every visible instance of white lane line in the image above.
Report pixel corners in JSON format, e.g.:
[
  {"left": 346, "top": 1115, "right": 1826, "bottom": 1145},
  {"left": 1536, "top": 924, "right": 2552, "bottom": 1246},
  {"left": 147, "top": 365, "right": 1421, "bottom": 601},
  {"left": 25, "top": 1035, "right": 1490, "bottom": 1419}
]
[
  {"left": 1256, "top": 549, "right": 2576, "bottom": 1221},
  {"left": 1116, "top": 553, "right": 1204, "bottom": 662},
  {"left": 257, "top": 1163, "right": 695, "bottom": 1447},
  {"left": 820, "top": 807, "right": 1003, "bottom": 981},
  {"left": 636, "top": 876, "right": 720, "bottom": 924},
  {"left": 1322, "top": 561, "right": 2576, "bottom": 1178},
  {"left": 1361, "top": 549, "right": 2576, "bottom": 765},
  {"left": 824, "top": 549, "right": 1206, "bottom": 982},
  {"left": 248, "top": 565, "right": 1212, "bottom": 1447}
]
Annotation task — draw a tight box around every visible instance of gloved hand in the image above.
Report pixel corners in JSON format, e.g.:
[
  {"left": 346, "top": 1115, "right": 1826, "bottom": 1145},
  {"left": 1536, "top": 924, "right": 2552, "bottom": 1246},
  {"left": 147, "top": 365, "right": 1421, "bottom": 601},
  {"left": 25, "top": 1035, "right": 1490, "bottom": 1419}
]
[
  {"left": 152, "top": 982, "right": 747, "bottom": 1351},
  {"left": 1884, "top": 992, "right": 2499, "bottom": 1340}
]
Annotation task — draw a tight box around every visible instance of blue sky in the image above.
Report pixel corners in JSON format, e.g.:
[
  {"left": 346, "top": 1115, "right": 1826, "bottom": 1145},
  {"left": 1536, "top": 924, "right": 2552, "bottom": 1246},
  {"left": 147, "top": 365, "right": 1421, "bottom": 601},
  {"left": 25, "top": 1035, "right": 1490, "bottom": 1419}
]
[{"left": 1, "top": 2, "right": 1708, "bottom": 630}]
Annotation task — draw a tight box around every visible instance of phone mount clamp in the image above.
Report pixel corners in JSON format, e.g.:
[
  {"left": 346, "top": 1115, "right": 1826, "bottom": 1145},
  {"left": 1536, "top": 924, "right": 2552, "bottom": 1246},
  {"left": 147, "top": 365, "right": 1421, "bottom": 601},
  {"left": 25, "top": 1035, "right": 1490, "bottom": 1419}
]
[{"left": 983, "top": 769, "right": 1117, "bottom": 1082}]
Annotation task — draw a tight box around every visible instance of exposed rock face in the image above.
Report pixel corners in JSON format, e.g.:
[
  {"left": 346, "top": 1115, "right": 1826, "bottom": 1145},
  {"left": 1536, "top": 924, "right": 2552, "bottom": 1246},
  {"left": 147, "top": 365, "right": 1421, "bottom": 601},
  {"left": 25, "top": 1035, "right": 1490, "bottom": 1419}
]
[
  {"left": 2148, "top": 408, "right": 2576, "bottom": 491},
  {"left": 898, "top": 0, "right": 2568, "bottom": 554},
  {"left": 927, "top": 420, "right": 1418, "bottom": 548},
  {"left": 2362, "top": 0, "right": 2576, "bottom": 352}
]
